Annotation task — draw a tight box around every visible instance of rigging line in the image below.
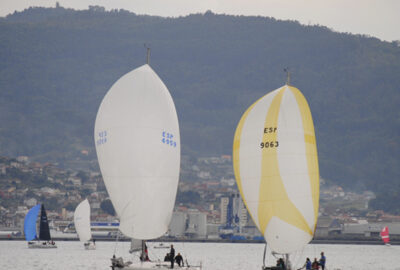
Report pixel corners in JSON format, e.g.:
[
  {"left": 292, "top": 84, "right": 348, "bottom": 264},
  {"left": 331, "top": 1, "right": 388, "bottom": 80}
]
[
  {"left": 132, "top": 251, "right": 141, "bottom": 261},
  {"left": 113, "top": 230, "right": 121, "bottom": 255},
  {"left": 313, "top": 241, "right": 317, "bottom": 259},
  {"left": 293, "top": 246, "right": 305, "bottom": 269},
  {"left": 181, "top": 241, "right": 195, "bottom": 267},
  {"left": 147, "top": 243, "right": 161, "bottom": 262},
  {"left": 284, "top": 67, "right": 291, "bottom": 85},
  {"left": 262, "top": 242, "right": 267, "bottom": 268},
  {"left": 182, "top": 241, "right": 187, "bottom": 260},
  {"left": 144, "top": 43, "right": 151, "bottom": 65}
]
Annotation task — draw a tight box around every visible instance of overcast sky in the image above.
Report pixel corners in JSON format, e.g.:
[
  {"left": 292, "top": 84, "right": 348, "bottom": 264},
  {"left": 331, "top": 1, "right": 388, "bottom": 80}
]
[{"left": 1, "top": 0, "right": 399, "bottom": 42}]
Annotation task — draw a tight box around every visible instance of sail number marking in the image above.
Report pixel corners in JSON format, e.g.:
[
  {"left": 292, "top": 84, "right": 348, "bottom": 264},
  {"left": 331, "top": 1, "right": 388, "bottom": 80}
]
[
  {"left": 264, "top": 127, "right": 277, "bottom": 133},
  {"left": 260, "top": 141, "right": 279, "bottom": 148},
  {"left": 261, "top": 127, "right": 279, "bottom": 148},
  {"left": 162, "top": 131, "right": 177, "bottom": 147},
  {"left": 96, "top": 130, "right": 108, "bottom": 146}
]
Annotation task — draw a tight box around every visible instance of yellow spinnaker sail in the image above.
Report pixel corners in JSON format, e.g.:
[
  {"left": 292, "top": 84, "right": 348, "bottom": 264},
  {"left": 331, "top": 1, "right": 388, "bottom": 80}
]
[{"left": 233, "top": 85, "right": 319, "bottom": 254}]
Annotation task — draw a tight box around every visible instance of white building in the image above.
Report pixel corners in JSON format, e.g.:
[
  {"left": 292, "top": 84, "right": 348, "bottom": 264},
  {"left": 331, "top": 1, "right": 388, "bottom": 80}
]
[
  {"left": 68, "top": 177, "right": 82, "bottom": 186},
  {"left": 186, "top": 210, "right": 207, "bottom": 238},
  {"left": 40, "top": 187, "right": 58, "bottom": 195},
  {"left": 168, "top": 210, "right": 207, "bottom": 239},
  {"left": 220, "top": 197, "right": 229, "bottom": 224},
  {"left": 169, "top": 211, "right": 186, "bottom": 237},
  {"left": 24, "top": 198, "right": 37, "bottom": 207},
  {"left": 16, "top": 206, "right": 28, "bottom": 215},
  {"left": 16, "top": 156, "right": 29, "bottom": 163},
  {"left": 343, "top": 222, "right": 400, "bottom": 237}
]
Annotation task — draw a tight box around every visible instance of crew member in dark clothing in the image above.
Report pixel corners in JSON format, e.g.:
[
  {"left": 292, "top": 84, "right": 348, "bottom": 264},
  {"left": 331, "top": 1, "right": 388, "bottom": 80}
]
[
  {"left": 140, "top": 244, "right": 150, "bottom": 261},
  {"left": 299, "top": 258, "right": 312, "bottom": 270},
  {"left": 277, "top": 258, "right": 286, "bottom": 269},
  {"left": 111, "top": 255, "right": 116, "bottom": 270},
  {"left": 164, "top": 253, "right": 170, "bottom": 262},
  {"left": 169, "top": 244, "right": 175, "bottom": 268},
  {"left": 175, "top": 253, "right": 183, "bottom": 267},
  {"left": 312, "top": 258, "right": 319, "bottom": 269},
  {"left": 319, "top": 252, "right": 326, "bottom": 270},
  {"left": 111, "top": 255, "right": 125, "bottom": 270}
]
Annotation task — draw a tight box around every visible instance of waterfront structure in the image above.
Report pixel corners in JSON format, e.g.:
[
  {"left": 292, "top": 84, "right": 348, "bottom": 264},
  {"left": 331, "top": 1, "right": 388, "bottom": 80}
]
[
  {"left": 169, "top": 210, "right": 207, "bottom": 239},
  {"left": 343, "top": 222, "right": 400, "bottom": 238}
]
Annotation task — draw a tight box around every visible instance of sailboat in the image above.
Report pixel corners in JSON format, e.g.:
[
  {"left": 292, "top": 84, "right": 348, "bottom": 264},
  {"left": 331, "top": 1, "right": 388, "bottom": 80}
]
[
  {"left": 233, "top": 79, "right": 319, "bottom": 269},
  {"left": 74, "top": 199, "right": 96, "bottom": 250},
  {"left": 24, "top": 204, "right": 57, "bottom": 248},
  {"left": 94, "top": 50, "right": 201, "bottom": 269},
  {"left": 380, "top": 226, "right": 390, "bottom": 246}
]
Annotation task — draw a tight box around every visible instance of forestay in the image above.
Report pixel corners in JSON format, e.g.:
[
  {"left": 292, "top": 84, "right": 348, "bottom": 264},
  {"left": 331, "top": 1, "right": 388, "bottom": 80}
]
[
  {"left": 233, "top": 85, "right": 319, "bottom": 254},
  {"left": 74, "top": 199, "right": 92, "bottom": 242},
  {"left": 95, "top": 64, "right": 180, "bottom": 240}
]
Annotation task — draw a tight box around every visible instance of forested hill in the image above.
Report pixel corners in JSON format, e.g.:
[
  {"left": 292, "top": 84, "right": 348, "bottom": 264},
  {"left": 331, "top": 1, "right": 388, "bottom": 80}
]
[{"left": 0, "top": 6, "right": 399, "bottom": 211}]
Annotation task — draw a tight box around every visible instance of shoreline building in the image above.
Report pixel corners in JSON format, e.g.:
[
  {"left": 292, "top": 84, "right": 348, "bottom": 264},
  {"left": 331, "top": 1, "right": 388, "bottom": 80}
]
[{"left": 219, "top": 193, "right": 248, "bottom": 239}]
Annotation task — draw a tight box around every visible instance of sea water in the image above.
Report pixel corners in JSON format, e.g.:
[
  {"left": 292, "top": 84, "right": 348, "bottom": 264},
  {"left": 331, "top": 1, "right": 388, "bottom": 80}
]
[{"left": 0, "top": 241, "right": 399, "bottom": 270}]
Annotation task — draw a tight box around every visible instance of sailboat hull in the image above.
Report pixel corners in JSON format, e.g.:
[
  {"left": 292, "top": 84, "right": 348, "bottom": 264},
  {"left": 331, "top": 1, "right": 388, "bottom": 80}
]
[{"left": 27, "top": 241, "right": 57, "bottom": 249}]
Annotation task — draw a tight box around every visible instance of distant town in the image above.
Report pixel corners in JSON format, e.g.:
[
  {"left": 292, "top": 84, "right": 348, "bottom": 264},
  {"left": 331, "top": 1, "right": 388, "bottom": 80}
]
[{"left": 0, "top": 154, "right": 399, "bottom": 243}]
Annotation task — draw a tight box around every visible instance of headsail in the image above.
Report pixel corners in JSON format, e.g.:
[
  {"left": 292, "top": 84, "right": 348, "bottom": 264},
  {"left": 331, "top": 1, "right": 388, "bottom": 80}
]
[
  {"left": 94, "top": 64, "right": 180, "bottom": 240},
  {"left": 39, "top": 204, "right": 51, "bottom": 241},
  {"left": 130, "top": 239, "right": 143, "bottom": 253},
  {"left": 233, "top": 84, "right": 319, "bottom": 254},
  {"left": 74, "top": 199, "right": 92, "bottom": 242},
  {"left": 24, "top": 204, "right": 41, "bottom": 241}
]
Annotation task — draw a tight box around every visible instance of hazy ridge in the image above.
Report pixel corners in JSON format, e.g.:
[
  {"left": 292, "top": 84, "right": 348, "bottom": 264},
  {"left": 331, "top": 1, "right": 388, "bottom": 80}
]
[{"left": 0, "top": 6, "right": 399, "bottom": 211}]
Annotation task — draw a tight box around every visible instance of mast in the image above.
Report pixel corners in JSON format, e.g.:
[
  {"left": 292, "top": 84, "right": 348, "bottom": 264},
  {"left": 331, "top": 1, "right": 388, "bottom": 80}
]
[
  {"left": 262, "top": 243, "right": 267, "bottom": 270},
  {"left": 145, "top": 44, "right": 151, "bottom": 65},
  {"left": 284, "top": 254, "right": 292, "bottom": 270},
  {"left": 140, "top": 240, "right": 147, "bottom": 261},
  {"left": 284, "top": 68, "right": 291, "bottom": 85}
]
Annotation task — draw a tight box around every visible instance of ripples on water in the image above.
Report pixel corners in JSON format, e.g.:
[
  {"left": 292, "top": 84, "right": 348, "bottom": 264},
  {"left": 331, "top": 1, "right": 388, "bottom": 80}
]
[{"left": 0, "top": 241, "right": 399, "bottom": 270}]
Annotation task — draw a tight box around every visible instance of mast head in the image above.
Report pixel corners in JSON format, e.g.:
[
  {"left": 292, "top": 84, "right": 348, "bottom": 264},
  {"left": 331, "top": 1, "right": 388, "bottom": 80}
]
[
  {"left": 144, "top": 44, "right": 151, "bottom": 65},
  {"left": 283, "top": 68, "right": 291, "bottom": 85}
]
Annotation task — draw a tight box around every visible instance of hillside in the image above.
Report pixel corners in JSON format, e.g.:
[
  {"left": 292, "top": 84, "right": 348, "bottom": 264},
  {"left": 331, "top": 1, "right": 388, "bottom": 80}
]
[{"left": 0, "top": 6, "right": 399, "bottom": 212}]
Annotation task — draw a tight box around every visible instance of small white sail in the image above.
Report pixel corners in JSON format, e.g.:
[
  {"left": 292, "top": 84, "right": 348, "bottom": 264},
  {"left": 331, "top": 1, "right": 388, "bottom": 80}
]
[
  {"left": 130, "top": 239, "right": 143, "bottom": 253},
  {"left": 74, "top": 199, "right": 92, "bottom": 243},
  {"left": 233, "top": 84, "right": 319, "bottom": 254},
  {"left": 95, "top": 64, "right": 180, "bottom": 240}
]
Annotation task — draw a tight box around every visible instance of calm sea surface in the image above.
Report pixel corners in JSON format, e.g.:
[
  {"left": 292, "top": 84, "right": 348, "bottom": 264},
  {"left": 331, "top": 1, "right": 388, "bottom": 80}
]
[{"left": 0, "top": 241, "right": 399, "bottom": 270}]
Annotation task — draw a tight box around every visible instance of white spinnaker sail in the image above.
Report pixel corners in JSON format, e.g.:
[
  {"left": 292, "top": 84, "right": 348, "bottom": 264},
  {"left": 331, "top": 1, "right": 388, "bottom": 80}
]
[
  {"left": 94, "top": 64, "right": 180, "bottom": 240},
  {"left": 74, "top": 199, "right": 92, "bottom": 242},
  {"left": 233, "top": 85, "right": 319, "bottom": 254}
]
